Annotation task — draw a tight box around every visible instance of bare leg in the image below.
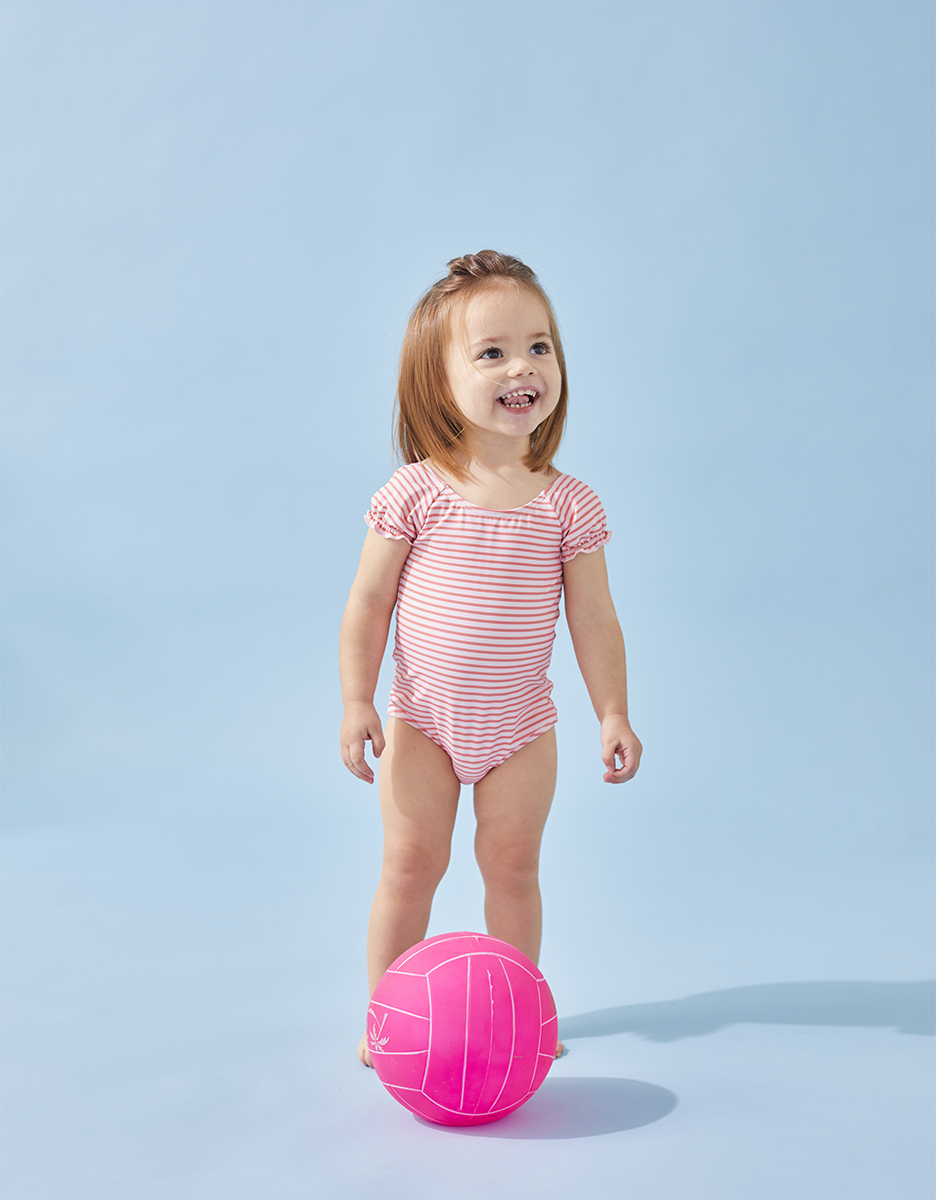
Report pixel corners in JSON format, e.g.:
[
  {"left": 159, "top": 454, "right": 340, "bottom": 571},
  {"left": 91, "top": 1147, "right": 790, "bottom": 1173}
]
[
  {"left": 359, "top": 717, "right": 461, "bottom": 1066},
  {"left": 473, "top": 728, "right": 564, "bottom": 1056}
]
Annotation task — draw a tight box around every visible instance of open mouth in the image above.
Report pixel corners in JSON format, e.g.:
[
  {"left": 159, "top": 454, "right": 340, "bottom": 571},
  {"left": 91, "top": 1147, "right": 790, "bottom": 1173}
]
[{"left": 497, "top": 388, "right": 539, "bottom": 410}]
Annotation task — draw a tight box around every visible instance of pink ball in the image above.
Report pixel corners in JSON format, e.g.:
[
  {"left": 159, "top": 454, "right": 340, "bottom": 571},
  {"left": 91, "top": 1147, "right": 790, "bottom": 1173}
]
[{"left": 368, "top": 931, "right": 558, "bottom": 1126}]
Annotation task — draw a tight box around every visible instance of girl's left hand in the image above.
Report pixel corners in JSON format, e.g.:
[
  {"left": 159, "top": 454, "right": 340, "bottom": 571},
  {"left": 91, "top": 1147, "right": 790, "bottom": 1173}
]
[{"left": 600, "top": 716, "right": 642, "bottom": 783}]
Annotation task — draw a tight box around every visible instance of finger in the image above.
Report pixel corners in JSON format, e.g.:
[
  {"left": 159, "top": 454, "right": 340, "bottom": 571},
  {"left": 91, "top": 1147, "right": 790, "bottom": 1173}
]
[
  {"left": 601, "top": 741, "right": 625, "bottom": 770},
  {"left": 603, "top": 748, "right": 638, "bottom": 783},
  {"left": 343, "top": 755, "right": 370, "bottom": 782},
  {"left": 345, "top": 741, "right": 375, "bottom": 784},
  {"left": 604, "top": 766, "right": 636, "bottom": 783},
  {"left": 371, "top": 728, "right": 386, "bottom": 757},
  {"left": 351, "top": 757, "right": 374, "bottom": 783}
]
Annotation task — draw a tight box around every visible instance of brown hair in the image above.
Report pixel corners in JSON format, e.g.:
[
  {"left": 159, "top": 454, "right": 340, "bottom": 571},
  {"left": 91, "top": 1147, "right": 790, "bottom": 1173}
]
[{"left": 395, "top": 250, "right": 568, "bottom": 481}]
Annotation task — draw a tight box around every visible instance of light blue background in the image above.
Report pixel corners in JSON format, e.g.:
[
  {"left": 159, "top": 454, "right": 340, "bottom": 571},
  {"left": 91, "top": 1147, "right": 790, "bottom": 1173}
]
[{"left": 2, "top": 1, "right": 933, "bottom": 1197}]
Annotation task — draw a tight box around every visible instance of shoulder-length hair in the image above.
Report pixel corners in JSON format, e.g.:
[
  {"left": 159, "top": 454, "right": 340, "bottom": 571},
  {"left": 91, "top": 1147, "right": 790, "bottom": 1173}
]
[{"left": 395, "top": 250, "right": 568, "bottom": 481}]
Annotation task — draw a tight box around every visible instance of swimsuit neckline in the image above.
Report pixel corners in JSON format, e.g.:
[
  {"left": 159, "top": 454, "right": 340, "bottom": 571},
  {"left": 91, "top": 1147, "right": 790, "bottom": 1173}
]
[{"left": 419, "top": 463, "right": 566, "bottom": 513}]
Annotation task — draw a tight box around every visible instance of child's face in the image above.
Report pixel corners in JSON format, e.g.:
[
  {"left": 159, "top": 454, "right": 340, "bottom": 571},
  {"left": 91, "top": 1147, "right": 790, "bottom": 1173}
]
[{"left": 445, "top": 287, "right": 562, "bottom": 446}]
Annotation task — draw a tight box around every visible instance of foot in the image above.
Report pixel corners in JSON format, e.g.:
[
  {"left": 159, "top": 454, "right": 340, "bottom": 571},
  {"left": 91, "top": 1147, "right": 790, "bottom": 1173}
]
[{"left": 554, "top": 1040, "right": 565, "bottom": 1058}]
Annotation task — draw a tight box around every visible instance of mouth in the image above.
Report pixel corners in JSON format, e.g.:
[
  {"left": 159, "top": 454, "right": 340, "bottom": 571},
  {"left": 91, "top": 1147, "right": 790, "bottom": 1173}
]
[{"left": 497, "top": 387, "right": 540, "bottom": 411}]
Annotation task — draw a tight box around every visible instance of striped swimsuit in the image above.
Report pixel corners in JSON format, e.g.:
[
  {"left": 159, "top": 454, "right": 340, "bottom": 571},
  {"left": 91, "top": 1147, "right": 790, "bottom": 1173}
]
[{"left": 365, "top": 462, "right": 611, "bottom": 784}]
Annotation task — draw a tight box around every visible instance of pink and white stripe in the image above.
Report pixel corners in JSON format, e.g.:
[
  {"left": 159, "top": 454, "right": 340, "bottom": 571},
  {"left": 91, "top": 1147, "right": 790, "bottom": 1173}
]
[{"left": 366, "top": 462, "right": 610, "bottom": 784}]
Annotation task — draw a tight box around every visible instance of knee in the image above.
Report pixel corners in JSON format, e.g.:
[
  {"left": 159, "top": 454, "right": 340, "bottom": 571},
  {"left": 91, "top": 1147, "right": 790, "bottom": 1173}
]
[
  {"left": 382, "top": 841, "right": 449, "bottom": 895},
  {"left": 475, "top": 841, "right": 540, "bottom": 893}
]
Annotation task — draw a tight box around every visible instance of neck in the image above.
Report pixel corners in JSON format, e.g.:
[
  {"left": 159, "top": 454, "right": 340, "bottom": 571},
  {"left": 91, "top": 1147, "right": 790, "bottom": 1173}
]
[{"left": 454, "top": 428, "right": 535, "bottom": 479}]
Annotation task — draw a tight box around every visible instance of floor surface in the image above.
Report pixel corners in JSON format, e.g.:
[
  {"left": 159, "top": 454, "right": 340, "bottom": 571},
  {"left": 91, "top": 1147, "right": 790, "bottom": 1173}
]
[{"left": 3, "top": 780, "right": 933, "bottom": 1200}]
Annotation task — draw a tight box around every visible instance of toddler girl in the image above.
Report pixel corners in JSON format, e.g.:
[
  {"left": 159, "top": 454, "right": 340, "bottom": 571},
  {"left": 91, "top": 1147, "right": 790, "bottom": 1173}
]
[{"left": 338, "top": 250, "right": 642, "bottom": 1066}]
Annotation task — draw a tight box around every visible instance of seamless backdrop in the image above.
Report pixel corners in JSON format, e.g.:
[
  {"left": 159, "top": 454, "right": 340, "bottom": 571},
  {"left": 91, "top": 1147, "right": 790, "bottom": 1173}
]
[{"left": 2, "top": 2, "right": 934, "bottom": 1199}]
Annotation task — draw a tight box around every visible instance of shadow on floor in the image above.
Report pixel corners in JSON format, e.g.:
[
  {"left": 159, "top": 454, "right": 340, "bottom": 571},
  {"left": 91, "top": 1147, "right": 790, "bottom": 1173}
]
[
  {"left": 559, "top": 980, "right": 936, "bottom": 1043},
  {"left": 420, "top": 1076, "right": 677, "bottom": 1140}
]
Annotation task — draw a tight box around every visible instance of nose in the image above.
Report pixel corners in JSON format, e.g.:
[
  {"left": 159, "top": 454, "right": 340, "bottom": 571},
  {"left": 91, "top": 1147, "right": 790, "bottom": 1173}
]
[{"left": 506, "top": 356, "right": 536, "bottom": 377}]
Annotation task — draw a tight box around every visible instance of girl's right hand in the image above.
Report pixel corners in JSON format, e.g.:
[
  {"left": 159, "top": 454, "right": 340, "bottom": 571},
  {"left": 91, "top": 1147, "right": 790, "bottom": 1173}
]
[{"left": 340, "top": 702, "right": 386, "bottom": 784}]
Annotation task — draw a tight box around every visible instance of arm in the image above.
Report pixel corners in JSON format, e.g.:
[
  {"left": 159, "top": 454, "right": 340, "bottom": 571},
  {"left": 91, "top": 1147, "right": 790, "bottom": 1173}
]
[
  {"left": 339, "top": 527, "right": 411, "bottom": 783},
  {"left": 562, "top": 547, "right": 642, "bottom": 783}
]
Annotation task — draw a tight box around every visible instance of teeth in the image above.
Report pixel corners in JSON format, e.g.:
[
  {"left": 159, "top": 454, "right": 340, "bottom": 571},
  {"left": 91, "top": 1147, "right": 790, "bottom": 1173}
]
[{"left": 499, "top": 388, "right": 537, "bottom": 408}]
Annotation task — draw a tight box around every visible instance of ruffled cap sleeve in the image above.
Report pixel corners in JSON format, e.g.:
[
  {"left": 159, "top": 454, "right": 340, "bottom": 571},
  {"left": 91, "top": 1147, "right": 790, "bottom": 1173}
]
[
  {"left": 551, "top": 476, "right": 612, "bottom": 562},
  {"left": 364, "top": 464, "right": 437, "bottom": 545}
]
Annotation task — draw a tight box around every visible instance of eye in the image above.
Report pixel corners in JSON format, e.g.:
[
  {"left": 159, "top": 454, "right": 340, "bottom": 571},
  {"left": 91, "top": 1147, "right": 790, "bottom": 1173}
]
[
  {"left": 479, "top": 346, "right": 503, "bottom": 360},
  {"left": 531, "top": 342, "right": 551, "bottom": 355}
]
